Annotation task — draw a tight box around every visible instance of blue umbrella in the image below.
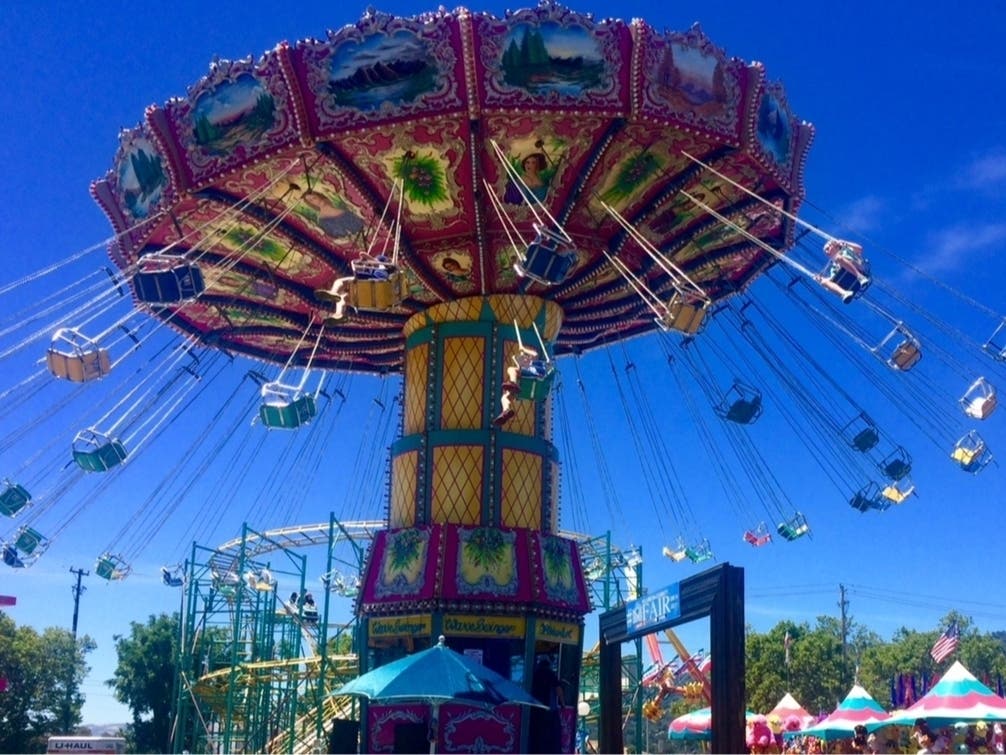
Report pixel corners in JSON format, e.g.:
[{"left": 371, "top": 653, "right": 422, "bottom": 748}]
[{"left": 334, "top": 635, "right": 546, "bottom": 753}]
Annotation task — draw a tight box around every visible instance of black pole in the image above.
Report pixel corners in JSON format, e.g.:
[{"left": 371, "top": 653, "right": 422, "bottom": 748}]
[{"left": 63, "top": 568, "right": 88, "bottom": 734}]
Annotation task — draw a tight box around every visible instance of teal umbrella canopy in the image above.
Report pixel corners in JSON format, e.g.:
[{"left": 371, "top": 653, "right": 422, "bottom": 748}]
[
  {"left": 795, "top": 684, "right": 889, "bottom": 740},
  {"left": 335, "top": 635, "right": 546, "bottom": 710}
]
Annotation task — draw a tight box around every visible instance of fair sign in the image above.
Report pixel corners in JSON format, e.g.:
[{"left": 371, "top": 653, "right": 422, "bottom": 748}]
[{"left": 626, "top": 583, "right": 681, "bottom": 634}]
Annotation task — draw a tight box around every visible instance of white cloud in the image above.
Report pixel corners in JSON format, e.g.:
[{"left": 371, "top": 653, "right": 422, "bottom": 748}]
[
  {"left": 958, "top": 149, "right": 1006, "bottom": 189},
  {"left": 923, "top": 222, "right": 1006, "bottom": 273},
  {"left": 836, "top": 195, "right": 886, "bottom": 234}
]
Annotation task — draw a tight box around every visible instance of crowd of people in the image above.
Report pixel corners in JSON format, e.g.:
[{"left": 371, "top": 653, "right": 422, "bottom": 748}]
[{"left": 775, "top": 719, "right": 1005, "bottom": 754}]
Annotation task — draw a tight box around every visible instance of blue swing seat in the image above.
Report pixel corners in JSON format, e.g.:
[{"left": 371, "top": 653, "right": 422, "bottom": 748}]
[
  {"left": 133, "top": 255, "right": 205, "bottom": 304},
  {"left": 850, "top": 484, "right": 891, "bottom": 513},
  {"left": 515, "top": 225, "right": 577, "bottom": 285}
]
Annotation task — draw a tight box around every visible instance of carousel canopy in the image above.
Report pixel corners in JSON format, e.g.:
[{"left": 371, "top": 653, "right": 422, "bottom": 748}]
[{"left": 92, "top": 3, "right": 812, "bottom": 373}]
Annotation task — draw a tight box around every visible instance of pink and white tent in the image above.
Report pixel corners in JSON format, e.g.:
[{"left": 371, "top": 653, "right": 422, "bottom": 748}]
[
  {"left": 884, "top": 661, "right": 1006, "bottom": 727},
  {"left": 769, "top": 692, "right": 815, "bottom": 729}
]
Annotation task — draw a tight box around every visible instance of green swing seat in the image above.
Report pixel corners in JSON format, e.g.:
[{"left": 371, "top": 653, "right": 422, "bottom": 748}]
[
  {"left": 776, "top": 514, "right": 810, "bottom": 541},
  {"left": 517, "top": 367, "right": 556, "bottom": 401},
  {"left": 96, "top": 553, "right": 129, "bottom": 580},
  {"left": 14, "top": 527, "right": 45, "bottom": 555},
  {"left": 0, "top": 481, "right": 31, "bottom": 517},
  {"left": 260, "top": 394, "right": 317, "bottom": 429},
  {"left": 73, "top": 434, "right": 127, "bottom": 472}
]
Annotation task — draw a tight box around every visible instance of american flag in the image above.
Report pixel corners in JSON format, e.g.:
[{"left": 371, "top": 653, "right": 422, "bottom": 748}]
[{"left": 930, "top": 622, "right": 960, "bottom": 663}]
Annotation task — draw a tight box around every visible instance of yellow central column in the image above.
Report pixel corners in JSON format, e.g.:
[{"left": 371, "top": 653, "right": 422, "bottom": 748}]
[{"left": 389, "top": 294, "right": 563, "bottom": 532}]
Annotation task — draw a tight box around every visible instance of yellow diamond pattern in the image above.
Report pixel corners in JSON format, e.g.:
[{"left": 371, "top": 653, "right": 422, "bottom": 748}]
[
  {"left": 390, "top": 451, "right": 418, "bottom": 528},
  {"left": 431, "top": 445, "right": 483, "bottom": 524},
  {"left": 501, "top": 448, "right": 542, "bottom": 529},
  {"left": 441, "top": 336, "right": 484, "bottom": 429},
  {"left": 403, "top": 343, "right": 428, "bottom": 435}
]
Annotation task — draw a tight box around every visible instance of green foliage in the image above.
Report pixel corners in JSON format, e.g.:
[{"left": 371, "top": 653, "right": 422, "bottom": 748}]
[
  {"left": 0, "top": 611, "right": 93, "bottom": 753},
  {"left": 108, "top": 613, "right": 180, "bottom": 754},
  {"left": 744, "top": 611, "right": 1006, "bottom": 720}
]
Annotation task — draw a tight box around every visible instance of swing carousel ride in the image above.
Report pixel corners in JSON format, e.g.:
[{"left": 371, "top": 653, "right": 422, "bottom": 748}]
[{"left": 2, "top": 2, "right": 1005, "bottom": 753}]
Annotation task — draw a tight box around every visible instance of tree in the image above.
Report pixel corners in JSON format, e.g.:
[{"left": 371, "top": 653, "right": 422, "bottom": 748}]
[
  {"left": 0, "top": 611, "right": 93, "bottom": 753},
  {"left": 108, "top": 613, "right": 179, "bottom": 754}
]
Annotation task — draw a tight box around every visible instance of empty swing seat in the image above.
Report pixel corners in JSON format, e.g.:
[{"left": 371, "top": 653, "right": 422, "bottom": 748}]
[
  {"left": 657, "top": 295, "right": 707, "bottom": 335},
  {"left": 743, "top": 525, "right": 772, "bottom": 547},
  {"left": 46, "top": 328, "right": 111, "bottom": 382},
  {"left": 0, "top": 480, "right": 31, "bottom": 517},
  {"left": 849, "top": 485, "right": 890, "bottom": 513},
  {"left": 960, "top": 378, "right": 997, "bottom": 420},
  {"left": 95, "top": 553, "right": 130, "bottom": 581},
  {"left": 879, "top": 447, "right": 912, "bottom": 480},
  {"left": 881, "top": 479, "right": 915, "bottom": 504},
  {"left": 716, "top": 381, "right": 763, "bottom": 424},
  {"left": 133, "top": 258, "right": 205, "bottom": 304},
  {"left": 685, "top": 539, "right": 714, "bottom": 563},
  {"left": 14, "top": 527, "right": 46, "bottom": 555},
  {"left": 260, "top": 393, "right": 317, "bottom": 429},
  {"left": 874, "top": 324, "right": 922, "bottom": 371},
  {"left": 515, "top": 225, "right": 577, "bottom": 285},
  {"left": 661, "top": 544, "right": 687, "bottom": 562},
  {"left": 2, "top": 545, "right": 25, "bottom": 568},
  {"left": 72, "top": 430, "right": 127, "bottom": 472},
  {"left": 951, "top": 431, "right": 992, "bottom": 473},
  {"left": 842, "top": 412, "right": 880, "bottom": 452},
  {"left": 776, "top": 514, "right": 810, "bottom": 541}
]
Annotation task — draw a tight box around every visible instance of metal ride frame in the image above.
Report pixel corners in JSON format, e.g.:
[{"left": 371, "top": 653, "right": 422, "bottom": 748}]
[
  {"left": 171, "top": 517, "right": 383, "bottom": 754},
  {"left": 171, "top": 523, "right": 640, "bottom": 754}
]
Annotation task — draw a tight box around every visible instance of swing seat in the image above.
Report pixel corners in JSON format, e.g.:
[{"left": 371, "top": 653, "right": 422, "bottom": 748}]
[
  {"left": 879, "top": 447, "right": 912, "bottom": 480},
  {"left": 723, "top": 397, "right": 762, "bottom": 424},
  {"left": 515, "top": 225, "right": 577, "bottom": 285},
  {"left": 743, "top": 527, "right": 772, "bottom": 547},
  {"left": 259, "top": 394, "right": 317, "bottom": 429},
  {"left": 72, "top": 430, "right": 127, "bottom": 472},
  {"left": 776, "top": 514, "right": 810, "bottom": 541},
  {"left": 133, "top": 260, "right": 205, "bottom": 304},
  {"left": 889, "top": 340, "right": 922, "bottom": 371},
  {"left": 659, "top": 296, "right": 707, "bottom": 335},
  {"left": 685, "top": 540, "right": 714, "bottom": 563},
  {"left": 715, "top": 381, "right": 763, "bottom": 424},
  {"left": 14, "top": 527, "right": 46, "bottom": 555},
  {"left": 46, "top": 329, "right": 111, "bottom": 382},
  {"left": 661, "top": 545, "right": 687, "bottom": 562},
  {"left": 849, "top": 491, "right": 890, "bottom": 513},
  {"left": 827, "top": 267, "right": 870, "bottom": 300},
  {"left": 3, "top": 545, "right": 25, "bottom": 568},
  {"left": 964, "top": 394, "right": 997, "bottom": 420},
  {"left": 0, "top": 481, "right": 31, "bottom": 517},
  {"left": 161, "top": 567, "right": 184, "bottom": 587},
  {"left": 349, "top": 270, "right": 408, "bottom": 311},
  {"left": 960, "top": 378, "right": 997, "bottom": 420},
  {"left": 851, "top": 427, "right": 880, "bottom": 452},
  {"left": 517, "top": 365, "right": 556, "bottom": 401},
  {"left": 881, "top": 480, "right": 915, "bottom": 504},
  {"left": 951, "top": 430, "right": 991, "bottom": 473},
  {"left": 47, "top": 347, "right": 112, "bottom": 382},
  {"left": 95, "top": 553, "right": 130, "bottom": 581}
]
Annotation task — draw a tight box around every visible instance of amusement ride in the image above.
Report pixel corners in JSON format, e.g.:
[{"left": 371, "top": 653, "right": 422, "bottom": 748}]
[{"left": 1, "top": 2, "right": 1004, "bottom": 752}]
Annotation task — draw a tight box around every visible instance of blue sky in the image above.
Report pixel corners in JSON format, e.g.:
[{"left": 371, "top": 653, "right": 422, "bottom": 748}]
[{"left": 1, "top": 0, "right": 1005, "bottom": 725}]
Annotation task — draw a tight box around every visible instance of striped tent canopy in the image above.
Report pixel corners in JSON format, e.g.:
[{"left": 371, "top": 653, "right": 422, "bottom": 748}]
[
  {"left": 795, "top": 685, "right": 889, "bottom": 740},
  {"left": 881, "top": 661, "right": 1006, "bottom": 728},
  {"left": 768, "top": 692, "right": 815, "bottom": 729}
]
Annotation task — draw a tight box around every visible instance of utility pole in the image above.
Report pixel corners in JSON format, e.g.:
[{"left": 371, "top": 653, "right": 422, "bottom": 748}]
[
  {"left": 63, "top": 567, "right": 88, "bottom": 734},
  {"left": 838, "top": 583, "right": 850, "bottom": 688}
]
